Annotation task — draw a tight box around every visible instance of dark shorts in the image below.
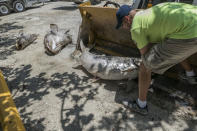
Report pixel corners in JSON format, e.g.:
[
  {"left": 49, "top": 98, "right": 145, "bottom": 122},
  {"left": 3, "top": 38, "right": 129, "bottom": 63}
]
[{"left": 142, "top": 38, "right": 197, "bottom": 74}]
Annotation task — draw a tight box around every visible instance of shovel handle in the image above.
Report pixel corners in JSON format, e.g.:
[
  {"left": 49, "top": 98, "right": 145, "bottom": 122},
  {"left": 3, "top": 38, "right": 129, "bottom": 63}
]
[{"left": 103, "top": 1, "right": 120, "bottom": 8}]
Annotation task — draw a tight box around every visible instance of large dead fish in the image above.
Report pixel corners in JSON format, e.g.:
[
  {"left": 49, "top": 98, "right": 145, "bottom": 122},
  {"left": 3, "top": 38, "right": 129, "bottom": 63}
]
[
  {"left": 75, "top": 40, "right": 141, "bottom": 80},
  {"left": 44, "top": 24, "right": 72, "bottom": 55},
  {"left": 16, "top": 31, "right": 38, "bottom": 50}
]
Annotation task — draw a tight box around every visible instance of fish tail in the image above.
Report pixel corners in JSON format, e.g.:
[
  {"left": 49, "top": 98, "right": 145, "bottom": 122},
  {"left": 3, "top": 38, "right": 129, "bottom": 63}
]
[{"left": 80, "top": 40, "right": 88, "bottom": 52}]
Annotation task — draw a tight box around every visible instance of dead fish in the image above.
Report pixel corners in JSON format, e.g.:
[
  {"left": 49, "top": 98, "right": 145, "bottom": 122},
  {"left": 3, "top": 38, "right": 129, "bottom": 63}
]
[
  {"left": 75, "top": 40, "right": 141, "bottom": 80},
  {"left": 44, "top": 24, "right": 72, "bottom": 55},
  {"left": 16, "top": 30, "right": 38, "bottom": 50}
]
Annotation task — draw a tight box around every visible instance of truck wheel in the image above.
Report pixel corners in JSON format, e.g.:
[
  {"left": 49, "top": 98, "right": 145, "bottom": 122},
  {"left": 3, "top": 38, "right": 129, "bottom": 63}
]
[
  {"left": 13, "top": 0, "right": 25, "bottom": 13},
  {"left": 90, "top": 0, "right": 101, "bottom": 5},
  {"left": 74, "top": 0, "right": 84, "bottom": 4},
  {"left": 0, "top": 3, "right": 10, "bottom": 15}
]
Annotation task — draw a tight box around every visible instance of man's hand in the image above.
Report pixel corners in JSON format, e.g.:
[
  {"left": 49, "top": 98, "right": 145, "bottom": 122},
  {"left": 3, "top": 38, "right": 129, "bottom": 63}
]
[{"left": 139, "top": 43, "right": 152, "bottom": 55}]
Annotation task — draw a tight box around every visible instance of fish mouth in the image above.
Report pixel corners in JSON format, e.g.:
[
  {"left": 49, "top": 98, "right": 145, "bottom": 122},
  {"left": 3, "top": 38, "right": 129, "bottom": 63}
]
[
  {"left": 71, "top": 49, "right": 82, "bottom": 60},
  {"left": 16, "top": 42, "right": 23, "bottom": 50}
]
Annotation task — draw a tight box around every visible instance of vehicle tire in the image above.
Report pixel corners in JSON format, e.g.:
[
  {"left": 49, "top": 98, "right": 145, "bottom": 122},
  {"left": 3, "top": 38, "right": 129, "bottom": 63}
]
[
  {"left": 74, "top": 1, "right": 84, "bottom": 4},
  {"left": 13, "top": 0, "right": 25, "bottom": 13},
  {"left": 0, "top": 3, "right": 10, "bottom": 15},
  {"left": 90, "top": 0, "right": 101, "bottom": 5}
]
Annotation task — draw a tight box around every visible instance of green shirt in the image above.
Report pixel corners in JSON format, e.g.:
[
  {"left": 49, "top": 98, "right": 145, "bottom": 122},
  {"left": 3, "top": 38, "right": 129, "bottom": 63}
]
[{"left": 131, "top": 2, "right": 197, "bottom": 49}]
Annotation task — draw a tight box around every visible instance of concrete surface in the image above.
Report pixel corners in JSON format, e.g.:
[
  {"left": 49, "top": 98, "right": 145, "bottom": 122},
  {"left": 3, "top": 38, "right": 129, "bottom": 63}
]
[{"left": 0, "top": 1, "right": 197, "bottom": 131}]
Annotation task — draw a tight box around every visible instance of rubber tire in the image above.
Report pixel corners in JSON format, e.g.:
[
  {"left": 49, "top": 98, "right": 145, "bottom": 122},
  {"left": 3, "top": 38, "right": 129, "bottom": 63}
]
[
  {"left": 74, "top": 1, "right": 84, "bottom": 4},
  {"left": 90, "top": 0, "right": 101, "bottom": 5},
  {"left": 13, "top": 0, "right": 25, "bottom": 13},
  {"left": 0, "top": 3, "right": 10, "bottom": 16}
]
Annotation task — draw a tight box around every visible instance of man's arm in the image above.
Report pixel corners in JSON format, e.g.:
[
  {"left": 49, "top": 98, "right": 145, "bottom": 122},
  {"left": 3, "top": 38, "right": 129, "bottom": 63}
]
[{"left": 139, "top": 44, "right": 152, "bottom": 55}]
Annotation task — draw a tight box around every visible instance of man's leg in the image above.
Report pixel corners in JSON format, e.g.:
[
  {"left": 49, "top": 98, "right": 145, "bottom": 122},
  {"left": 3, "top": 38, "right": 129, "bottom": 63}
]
[
  {"left": 139, "top": 63, "right": 151, "bottom": 101},
  {"left": 122, "top": 38, "right": 197, "bottom": 115},
  {"left": 122, "top": 62, "right": 150, "bottom": 115},
  {"left": 180, "top": 60, "right": 193, "bottom": 71},
  {"left": 180, "top": 60, "right": 197, "bottom": 84}
]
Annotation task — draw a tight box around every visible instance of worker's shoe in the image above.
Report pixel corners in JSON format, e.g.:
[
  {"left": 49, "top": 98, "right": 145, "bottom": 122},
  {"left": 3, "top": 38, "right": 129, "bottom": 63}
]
[
  {"left": 122, "top": 100, "right": 148, "bottom": 115},
  {"left": 179, "top": 73, "right": 197, "bottom": 85}
]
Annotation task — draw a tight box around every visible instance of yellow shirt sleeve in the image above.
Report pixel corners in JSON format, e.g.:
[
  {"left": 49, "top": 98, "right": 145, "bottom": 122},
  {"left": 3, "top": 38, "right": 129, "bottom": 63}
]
[{"left": 131, "top": 27, "right": 148, "bottom": 49}]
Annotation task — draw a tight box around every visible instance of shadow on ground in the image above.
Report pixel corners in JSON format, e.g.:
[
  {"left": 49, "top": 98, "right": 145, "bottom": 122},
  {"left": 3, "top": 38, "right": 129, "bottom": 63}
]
[
  {"left": 53, "top": 5, "right": 78, "bottom": 11},
  {"left": 0, "top": 22, "right": 23, "bottom": 33},
  {"left": 1, "top": 64, "right": 197, "bottom": 131},
  {"left": 0, "top": 22, "right": 23, "bottom": 60}
]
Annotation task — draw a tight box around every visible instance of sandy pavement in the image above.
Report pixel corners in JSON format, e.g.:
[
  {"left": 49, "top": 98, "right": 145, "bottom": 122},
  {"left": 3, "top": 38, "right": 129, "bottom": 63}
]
[{"left": 0, "top": 1, "right": 197, "bottom": 131}]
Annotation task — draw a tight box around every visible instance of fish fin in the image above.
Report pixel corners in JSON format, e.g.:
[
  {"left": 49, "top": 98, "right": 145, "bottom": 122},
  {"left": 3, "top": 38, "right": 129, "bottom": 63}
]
[
  {"left": 64, "top": 29, "right": 70, "bottom": 34},
  {"left": 72, "top": 65, "right": 83, "bottom": 69},
  {"left": 50, "top": 24, "right": 58, "bottom": 34},
  {"left": 13, "top": 34, "right": 18, "bottom": 39},
  {"left": 80, "top": 40, "right": 89, "bottom": 52},
  {"left": 18, "top": 30, "right": 24, "bottom": 36},
  {"left": 91, "top": 76, "right": 100, "bottom": 83},
  {"left": 34, "top": 34, "right": 39, "bottom": 38},
  {"left": 31, "top": 34, "right": 39, "bottom": 42}
]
